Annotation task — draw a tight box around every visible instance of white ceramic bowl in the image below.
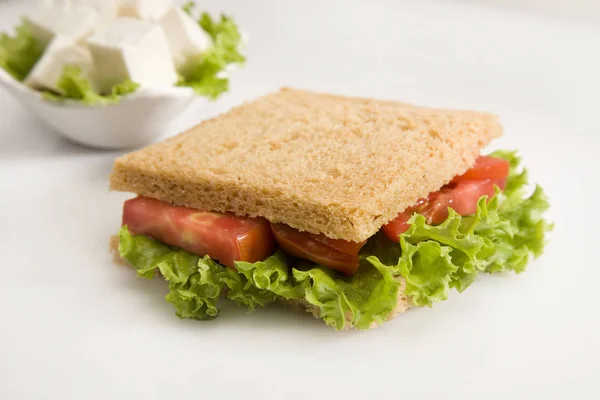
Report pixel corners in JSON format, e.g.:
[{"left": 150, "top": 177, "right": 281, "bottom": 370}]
[{"left": 0, "top": 68, "right": 204, "bottom": 149}]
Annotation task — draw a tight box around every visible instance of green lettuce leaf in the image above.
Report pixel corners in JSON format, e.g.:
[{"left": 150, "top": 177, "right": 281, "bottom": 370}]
[
  {"left": 42, "top": 66, "right": 139, "bottom": 105},
  {"left": 240, "top": 255, "right": 399, "bottom": 330},
  {"left": 177, "top": 9, "right": 245, "bottom": 99},
  {"left": 119, "top": 226, "right": 285, "bottom": 318},
  {"left": 118, "top": 226, "right": 400, "bottom": 330},
  {"left": 181, "top": 2, "right": 196, "bottom": 16},
  {"left": 177, "top": 48, "right": 230, "bottom": 99},
  {"left": 199, "top": 13, "right": 246, "bottom": 65},
  {"left": 295, "top": 258, "right": 400, "bottom": 330},
  {"left": 382, "top": 150, "right": 552, "bottom": 306},
  {"left": 117, "top": 151, "right": 551, "bottom": 329},
  {"left": 235, "top": 252, "right": 306, "bottom": 300},
  {"left": 0, "top": 20, "right": 45, "bottom": 81},
  {"left": 219, "top": 267, "right": 279, "bottom": 310},
  {"left": 118, "top": 226, "right": 222, "bottom": 318},
  {"left": 392, "top": 239, "right": 458, "bottom": 307}
]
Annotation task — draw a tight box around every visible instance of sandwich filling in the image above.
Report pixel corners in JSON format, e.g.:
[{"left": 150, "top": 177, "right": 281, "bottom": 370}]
[{"left": 116, "top": 151, "right": 550, "bottom": 329}]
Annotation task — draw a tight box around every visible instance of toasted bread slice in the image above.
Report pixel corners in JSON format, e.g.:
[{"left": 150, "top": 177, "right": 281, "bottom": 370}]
[{"left": 110, "top": 88, "right": 502, "bottom": 241}]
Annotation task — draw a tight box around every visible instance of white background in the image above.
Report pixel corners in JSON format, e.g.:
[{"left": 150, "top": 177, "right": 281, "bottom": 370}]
[
  {"left": 1, "top": 0, "right": 599, "bottom": 399},
  {"left": 451, "top": 0, "right": 600, "bottom": 25}
]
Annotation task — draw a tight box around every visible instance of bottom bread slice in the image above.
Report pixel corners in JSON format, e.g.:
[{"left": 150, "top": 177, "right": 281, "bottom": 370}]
[{"left": 109, "top": 236, "right": 413, "bottom": 329}]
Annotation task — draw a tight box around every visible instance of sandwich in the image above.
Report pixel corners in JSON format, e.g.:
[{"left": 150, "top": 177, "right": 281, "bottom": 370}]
[{"left": 109, "top": 88, "right": 551, "bottom": 330}]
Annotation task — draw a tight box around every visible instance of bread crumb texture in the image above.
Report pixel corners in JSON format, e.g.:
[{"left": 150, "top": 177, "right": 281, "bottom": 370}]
[{"left": 110, "top": 88, "right": 502, "bottom": 241}]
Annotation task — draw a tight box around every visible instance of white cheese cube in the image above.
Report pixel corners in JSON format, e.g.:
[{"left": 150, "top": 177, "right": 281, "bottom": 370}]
[
  {"left": 24, "top": 35, "right": 94, "bottom": 92},
  {"left": 158, "top": 7, "right": 212, "bottom": 69},
  {"left": 86, "top": 18, "right": 177, "bottom": 93},
  {"left": 71, "top": 0, "right": 120, "bottom": 31},
  {"left": 25, "top": 0, "right": 99, "bottom": 46},
  {"left": 119, "top": 0, "right": 170, "bottom": 21}
]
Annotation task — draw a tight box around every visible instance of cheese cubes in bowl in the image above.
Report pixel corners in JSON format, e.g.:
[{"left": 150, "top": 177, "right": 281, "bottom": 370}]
[
  {"left": 0, "top": 0, "right": 245, "bottom": 105},
  {"left": 87, "top": 18, "right": 178, "bottom": 93}
]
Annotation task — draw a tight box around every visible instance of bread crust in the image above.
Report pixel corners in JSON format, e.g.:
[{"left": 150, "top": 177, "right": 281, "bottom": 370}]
[{"left": 110, "top": 88, "right": 502, "bottom": 241}]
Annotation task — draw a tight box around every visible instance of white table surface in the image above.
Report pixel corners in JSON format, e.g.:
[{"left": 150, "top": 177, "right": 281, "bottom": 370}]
[{"left": 1, "top": 1, "right": 599, "bottom": 399}]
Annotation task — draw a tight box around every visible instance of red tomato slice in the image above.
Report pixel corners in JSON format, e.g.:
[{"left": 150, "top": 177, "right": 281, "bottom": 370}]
[
  {"left": 271, "top": 224, "right": 360, "bottom": 275},
  {"left": 439, "top": 180, "right": 497, "bottom": 217},
  {"left": 381, "top": 212, "right": 413, "bottom": 241},
  {"left": 308, "top": 233, "right": 367, "bottom": 255},
  {"left": 382, "top": 180, "right": 499, "bottom": 242},
  {"left": 452, "top": 156, "right": 510, "bottom": 183},
  {"left": 122, "top": 197, "right": 275, "bottom": 268}
]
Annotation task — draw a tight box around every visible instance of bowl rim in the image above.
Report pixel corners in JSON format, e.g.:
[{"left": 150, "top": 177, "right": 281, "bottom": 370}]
[
  {"left": 0, "top": 69, "right": 212, "bottom": 109},
  {"left": 0, "top": 63, "right": 241, "bottom": 109}
]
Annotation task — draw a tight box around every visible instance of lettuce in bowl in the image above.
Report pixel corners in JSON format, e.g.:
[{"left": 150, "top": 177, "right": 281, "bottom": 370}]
[
  {"left": 0, "top": 20, "right": 45, "bottom": 82},
  {"left": 0, "top": 7, "right": 245, "bottom": 105},
  {"left": 177, "top": 6, "right": 246, "bottom": 99},
  {"left": 41, "top": 66, "right": 140, "bottom": 105}
]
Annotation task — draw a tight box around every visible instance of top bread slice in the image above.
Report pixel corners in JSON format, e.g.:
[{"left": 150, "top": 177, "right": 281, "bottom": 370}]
[{"left": 109, "top": 88, "right": 502, "bottom": 242}]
